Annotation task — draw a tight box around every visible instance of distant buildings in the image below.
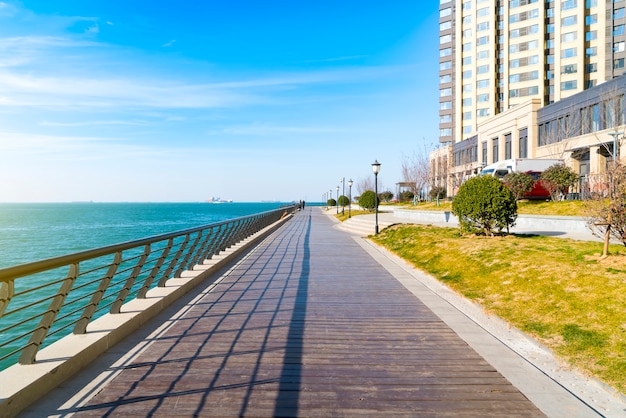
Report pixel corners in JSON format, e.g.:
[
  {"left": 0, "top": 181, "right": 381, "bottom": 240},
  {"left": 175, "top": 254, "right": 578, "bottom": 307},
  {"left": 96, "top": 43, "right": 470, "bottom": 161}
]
[{"left": 433, "top": 0, "right": 626, "bottom": 197}]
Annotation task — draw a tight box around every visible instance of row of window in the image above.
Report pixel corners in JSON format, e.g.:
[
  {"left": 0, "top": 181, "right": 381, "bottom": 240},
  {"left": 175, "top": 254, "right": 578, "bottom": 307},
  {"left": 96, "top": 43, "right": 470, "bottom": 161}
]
[
  {"left": 452, "top": 128, "right": 529, "bottom": 168},
  {"left": 538, "top": 96, "right": 626, "bottom": 146}
]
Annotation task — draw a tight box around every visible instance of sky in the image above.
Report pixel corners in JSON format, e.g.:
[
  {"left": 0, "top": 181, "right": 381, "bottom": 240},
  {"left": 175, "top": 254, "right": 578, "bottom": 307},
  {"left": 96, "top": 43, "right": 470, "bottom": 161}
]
[{"left": 0, "top": 0, "right": 440, "bottom": 203}]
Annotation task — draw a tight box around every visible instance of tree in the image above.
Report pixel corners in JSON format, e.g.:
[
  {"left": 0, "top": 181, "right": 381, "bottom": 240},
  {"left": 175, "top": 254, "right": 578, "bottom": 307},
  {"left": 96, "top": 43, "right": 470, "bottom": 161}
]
[
  {"left": 429, "top": 186, "right": 446, "bottom": 200},
  {"left": 585, "top": 161, "right": 626, "bottom": 252},
  {"left": 400, "top": 191, "right": 415, "bottom": 202},
  {"left": 358, "top": 190, "right": 377, "bottom": 211},
  {"left": 400, "top": 144, "right": 433, "bottom": 199},
  {"left": 327, "top": 198, "right": 336, "bottom": 207},
  {"left": 380, "top": 191, "right": 394, "bottom": 202},
  {"left": 451, "top": 176, "right": 517, "bottom": 236},
  {"left": 541, "top": 164, "right": 578, "bottom": 201},
  {"left": 504, "top": 172, "right": 535, "bottom": 201},
  {"left": 338, "top": 195, "right": 350, "bottom": 207}
]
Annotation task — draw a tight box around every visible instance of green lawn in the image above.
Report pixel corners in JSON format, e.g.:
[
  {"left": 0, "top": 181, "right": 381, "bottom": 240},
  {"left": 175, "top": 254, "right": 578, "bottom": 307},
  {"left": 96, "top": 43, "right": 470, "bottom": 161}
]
[{"left": 372, "top": 224, "right": 626, "bottom": 394}]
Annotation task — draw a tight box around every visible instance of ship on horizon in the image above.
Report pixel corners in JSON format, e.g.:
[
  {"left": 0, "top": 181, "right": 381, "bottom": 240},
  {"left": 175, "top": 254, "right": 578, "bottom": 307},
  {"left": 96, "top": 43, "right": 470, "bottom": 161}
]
[{"left": 206, "top": 197, "right": 233, "bottom": 203}]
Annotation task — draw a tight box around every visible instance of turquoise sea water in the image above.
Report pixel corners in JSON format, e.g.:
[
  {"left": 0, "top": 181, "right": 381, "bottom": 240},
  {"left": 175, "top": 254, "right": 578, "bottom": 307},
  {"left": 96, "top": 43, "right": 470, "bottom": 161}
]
[
  {"left": 0, "top": 202, "right": 289, "bottom": 268},
  {"left": 0, "top": 202, "right": 293, "bottom": 369}
]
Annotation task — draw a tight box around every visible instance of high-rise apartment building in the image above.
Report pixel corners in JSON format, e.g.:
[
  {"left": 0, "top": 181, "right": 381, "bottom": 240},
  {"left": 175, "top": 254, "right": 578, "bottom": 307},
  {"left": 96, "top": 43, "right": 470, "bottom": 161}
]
[{"left": 438, "top": 0, "right": 626, "bottom": 146}]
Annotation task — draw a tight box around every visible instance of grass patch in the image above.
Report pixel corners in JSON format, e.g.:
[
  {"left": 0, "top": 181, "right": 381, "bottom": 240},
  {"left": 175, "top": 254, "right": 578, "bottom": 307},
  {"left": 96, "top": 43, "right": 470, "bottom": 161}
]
[
  {"left": 335, "top": 209, "right": 372, "bottom": 222},
  {"left": 399, "top": 199, "right": 587, "bottom": 216},
  {"left": 372, "top": 224, "right": 626, "bottom": 394}
]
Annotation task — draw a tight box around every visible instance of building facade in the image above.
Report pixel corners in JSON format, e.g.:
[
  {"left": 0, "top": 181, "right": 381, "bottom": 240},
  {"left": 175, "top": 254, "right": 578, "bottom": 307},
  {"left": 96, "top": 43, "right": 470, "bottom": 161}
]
[{"left": 434, "top": 0, "right": 626, "bottom": 197}]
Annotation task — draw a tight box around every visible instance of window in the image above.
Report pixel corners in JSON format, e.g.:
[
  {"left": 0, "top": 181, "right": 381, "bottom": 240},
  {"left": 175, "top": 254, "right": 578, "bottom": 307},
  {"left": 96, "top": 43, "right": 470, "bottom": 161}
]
[
  {"left": 477, "top": 50, "right": 489, "bottom": 60},
  {"left": 463, "top": 111, "right": 472, "bottom": 120},
  {"left": 586, "top": 31, "right": 597, "bottom": 41},
  {"left": 440, "top": 128, "right": 452, "bottom": 136},
  {"left": 463, "top": 42, "right": 472, "bottom": 52},
  {"left": 477, "top": 79, "right": 490, "bottom": 88},
  {"left": 440, "top": 61, "right": 452, "bottom": 70},
  {"left": 440, "top": 34, "right": 452, "bottom": 44},
  {"left": 493, "top": 138, "right": 499, "bottom": 162},
  {"left": 463, "top": 126, "right": 472, "bottom": 134},
  {"left": 586, "top": 63, "right": 598, "bottom": 73},
  {"left": 504, "top": 133, "right": 512, "bottom": 160},
  {"left": 440, "top": 101, "right": 452, "bottom": 110},
  {"left": 586, "top": 14, "right": 597, "bottom": 24},
  {"left": 615, "top": 41, "right": 625, "bottom": 53},
  {"left": 614, "top": 8, "right": 625, "bottom": 19},
  {"left": 562, "top": 15, "right": 577, "bottom": 26},
  {"left": 585, "top": 0, "right": 597, "bottom": 6},
  {"left": 519, "top": 128, "right": 528, "bottom": 158},
  {"left": 477, "top": 36, "right": 489, "bottom": 46},
  {"left": 477, "top": 108, "right": 490, "bottom": 117},
  {"left": 463, "top": 29, "right": 473, "bottom": 38},
  {"left": 561, "top": 47, "right": 577, "bottom": 58},
  {"left": 440, "top": 74, "right": 452, "bottom": 83},
  {"left": 440, "top": 114, "right": 452, "bottom": 123},
  {"left": 463, "top": 98, "right": 472, "bottom": 106},
  {"left": 440, "top": 21, "right": 452, "bottom": 31},
  {"left": 477, "top": 21, "right": 490, "bottom": 31},
  {"left": 477, "top": 64, "right": 489, "bottom": 74},
  {"left": 586, "top": 47, "right": 597, "bottom": 57},
  {"left": 463, "top": 1, "right": 472, "bottom": 10},
  {"left": 561, "top": 80, "right": 577, "bottom": 91},
  {"left": 440, "top": 87, "right": 452, "bottom": 97},
  {"left": 561, "top": 0, "right": 577, "bottom": 10},
  {"left": 561, "top": 63, "right": 577, "bottom": 74},
  {"left": 561, "top": 31, "right": 577, "bottom": 42},
  {"left": 463, "top": 70, "right": 472, "bottom": 79},
  {"left": 478, "top": 93, "right": 489, "bottom": 102},
  {"left": 482, "top": 142, "right": 487, "bottom": 165},
  {"left": 463, "top": 83, "right": 472, "bottom": 92},
  {"left": 440, "top": 48, "right": 452, "bottom": 57},
  {"left": 477, "top": 7, "right": 490, "bottom": 17},
  {"left": 615, "top": 58, "right": 625, "bottom": 69},
  {"left": 440, "top": 7, "right": 452, "bottom": 18},
  {"left": 614, "top": 25, "right": 625, "bottom": 36}
]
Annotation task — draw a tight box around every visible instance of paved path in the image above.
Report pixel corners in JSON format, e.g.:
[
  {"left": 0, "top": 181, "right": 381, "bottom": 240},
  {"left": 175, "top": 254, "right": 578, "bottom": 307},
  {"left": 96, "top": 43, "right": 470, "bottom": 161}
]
[{"left": 22, "top": 208, "right": 622, "bottom": 417}]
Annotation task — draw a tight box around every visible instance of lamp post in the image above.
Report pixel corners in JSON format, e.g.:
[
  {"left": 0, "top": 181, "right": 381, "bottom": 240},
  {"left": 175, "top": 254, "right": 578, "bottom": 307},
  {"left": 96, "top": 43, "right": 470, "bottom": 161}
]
[
  {"left": 372, "top": 160, "right": 381, "bottom": 234},
  {"left": 329, "top": 189, "right": 332, "bottom": 211},
  {"left": 341, "top": 177, "right": 346, "bottom": 215},
  {"left": 348, "top": 179, "right": 353, "bottom": 218},
  {"left": 607, "top": 131, "right": 622, "bottom": 170},
  {"left": 336, "top": 186, "right": 340, "bottom": 214}
]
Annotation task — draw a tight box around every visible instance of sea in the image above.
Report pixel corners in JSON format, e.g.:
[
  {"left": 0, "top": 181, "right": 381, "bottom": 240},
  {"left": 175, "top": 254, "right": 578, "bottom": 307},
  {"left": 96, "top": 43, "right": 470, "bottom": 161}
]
[
  {"left": 0, "top": 202, "right": 292, "bottom": 269},
  {"left": 0, "top": 202, "right": 297, "bottom": 369}
]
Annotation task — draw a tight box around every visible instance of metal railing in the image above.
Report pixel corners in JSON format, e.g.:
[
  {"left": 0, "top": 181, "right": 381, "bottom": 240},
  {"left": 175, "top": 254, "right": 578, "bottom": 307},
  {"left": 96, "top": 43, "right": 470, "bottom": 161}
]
[{"left": 0, "top": 205, "right": 297, "bottom": 370}]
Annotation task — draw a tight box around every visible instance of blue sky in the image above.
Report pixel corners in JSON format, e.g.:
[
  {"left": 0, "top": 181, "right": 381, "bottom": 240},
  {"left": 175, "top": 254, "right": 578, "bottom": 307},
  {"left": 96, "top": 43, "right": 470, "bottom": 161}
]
[{"left": 0, "top": 1, "right": 439, "bottom": 203}]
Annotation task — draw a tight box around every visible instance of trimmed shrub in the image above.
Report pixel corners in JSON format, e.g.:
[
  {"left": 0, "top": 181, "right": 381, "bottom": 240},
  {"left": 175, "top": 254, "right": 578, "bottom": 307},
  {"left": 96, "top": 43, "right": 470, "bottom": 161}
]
[
  {"left": 504, "top": 172, "right": 535, "bottom": 200},
  {"left": 541, "top": 164, "right": 578, "bottom": 201},
  {"left": 429, "top": 186, "right": 446, "bottom": 200},
  {"left": 452, "top": 175, "right": 517, "bottom": 235},
  {"left": 359, "top": 190, "right": 377, "bottom": 210},
  {"left": 338, "top": 195, "right": 350, "bottom": 207},
  {"left": 327, "top": 198, "right": 337, "bottom": 206},
  {"left": 400, "top": 191, "right": 415, "bottom": 202},
  {"left": 380, "top": 191, "right": 394, "bottom": 202}
]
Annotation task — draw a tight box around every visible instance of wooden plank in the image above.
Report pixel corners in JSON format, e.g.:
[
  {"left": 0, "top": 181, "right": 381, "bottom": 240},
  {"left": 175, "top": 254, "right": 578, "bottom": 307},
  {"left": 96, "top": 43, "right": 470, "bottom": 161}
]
[{"left": 71, "top": 209, "right": 545, "bottom": 417}]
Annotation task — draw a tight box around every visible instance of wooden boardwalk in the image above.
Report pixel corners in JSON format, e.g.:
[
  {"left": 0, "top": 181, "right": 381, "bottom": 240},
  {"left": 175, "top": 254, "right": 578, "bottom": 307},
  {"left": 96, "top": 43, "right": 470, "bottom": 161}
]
[{"left": 64, "top": 208, "right": 544, "bottom": 417}]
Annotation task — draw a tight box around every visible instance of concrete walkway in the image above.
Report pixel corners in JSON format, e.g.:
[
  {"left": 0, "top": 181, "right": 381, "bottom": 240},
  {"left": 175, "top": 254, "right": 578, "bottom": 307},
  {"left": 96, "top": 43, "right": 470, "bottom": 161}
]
[{"left": 21, "top": 208, "right": 625, "bottom": 417}]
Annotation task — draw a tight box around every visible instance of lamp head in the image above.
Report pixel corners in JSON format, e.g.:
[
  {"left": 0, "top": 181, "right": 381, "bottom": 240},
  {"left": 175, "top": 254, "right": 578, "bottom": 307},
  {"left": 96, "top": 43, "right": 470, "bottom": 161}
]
[{"left": 371, "top": 160, "right": 381, "bottom": 174}]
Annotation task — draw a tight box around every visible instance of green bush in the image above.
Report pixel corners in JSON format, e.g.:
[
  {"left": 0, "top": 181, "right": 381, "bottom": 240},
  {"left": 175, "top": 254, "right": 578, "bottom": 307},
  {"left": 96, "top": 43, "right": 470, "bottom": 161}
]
[
  {"left": 327, "top": 198, "right": 337, "bottom": 206},
  {"left": 429, "top": 186, "right": 446, "bottom": 200},
  {"left": 359, "top": 190, "right": 377, "bottom": 210},
  {"left": 541, "top": 164, "right": 579, "bottom": 201},
  {"left": 380, "top": 191, "right": 394, "bottom": 202},
  {"left": 452, "top": 175, "right": 517, "bottom": 235},
  {"left": 504, "top": 172, "right": 535, "bottom": 200},
  {"left": 338, "top": 195, "right": 350, "bottom": 207},
  {"left": 400, "top": 191, "right": 415, "bottom": 202}
]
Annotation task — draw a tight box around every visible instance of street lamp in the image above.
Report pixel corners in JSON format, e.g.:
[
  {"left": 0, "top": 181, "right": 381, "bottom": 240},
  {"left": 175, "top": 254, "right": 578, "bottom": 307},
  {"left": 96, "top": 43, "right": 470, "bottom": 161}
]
[
  {"left": 607, "top": 131, "right": 622, "bottom": 169},
  {"left": 340, "top": 177, "right": 345, "bottom": 215},
  {"left": 372, "top": 160, "right": 381, "bottom": 234},
  {"left": 348, "top": 179, "right": 353, "bottom": 218},
  {"left": 336, "top": 186, "right": 340, "bottom": 214}
]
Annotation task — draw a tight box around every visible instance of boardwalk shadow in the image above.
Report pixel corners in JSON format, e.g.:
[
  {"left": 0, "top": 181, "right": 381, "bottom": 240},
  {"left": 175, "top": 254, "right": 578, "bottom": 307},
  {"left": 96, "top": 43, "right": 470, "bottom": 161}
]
[{"left": 50, "top": 210, "right": 312, "bottom": 417}]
